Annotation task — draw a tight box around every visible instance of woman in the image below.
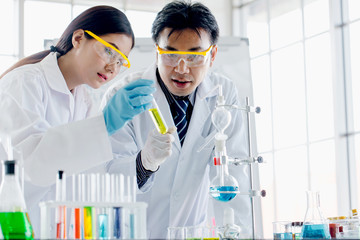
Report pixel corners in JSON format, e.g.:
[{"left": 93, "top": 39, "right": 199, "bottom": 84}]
[
  {"left": 0, "top": 6, "right": 154, "bottom": 231},
  {"left": 0, "top": 5, "right": 156, "bottom": 235},
  {"left": 0, "top": 5, "right": 155, "bottom": 185}
]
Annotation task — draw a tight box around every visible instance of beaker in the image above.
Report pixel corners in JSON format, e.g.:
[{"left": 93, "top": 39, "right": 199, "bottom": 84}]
[{"left": 300, "top": 190, "right": 331, "bottom": 239}]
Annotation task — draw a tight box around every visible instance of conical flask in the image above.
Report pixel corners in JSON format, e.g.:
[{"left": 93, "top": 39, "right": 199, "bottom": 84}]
[
  {"left": 0, "top": 160, "right": 34, "bottom": 239},
  {"left": 300, "top": 190, "right": 331, "bottom": 239}
]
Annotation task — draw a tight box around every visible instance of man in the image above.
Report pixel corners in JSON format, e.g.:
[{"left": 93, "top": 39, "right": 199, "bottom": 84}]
[{"left": 103, "top": 1, "right": 252, "bottom": 238}]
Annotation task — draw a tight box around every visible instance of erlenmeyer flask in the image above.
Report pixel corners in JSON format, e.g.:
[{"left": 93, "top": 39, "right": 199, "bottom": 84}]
[
  {"left": 300, "top": 190, "right": 331, "bottom": 239},
  {"left": 0, "top": 160, "right": 34, "bottom": 239}
]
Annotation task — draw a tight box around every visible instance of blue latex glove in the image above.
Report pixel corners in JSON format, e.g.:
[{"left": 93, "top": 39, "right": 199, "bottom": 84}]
[{"left": 103, "top": 79, "right": 155, "bottom": 135}]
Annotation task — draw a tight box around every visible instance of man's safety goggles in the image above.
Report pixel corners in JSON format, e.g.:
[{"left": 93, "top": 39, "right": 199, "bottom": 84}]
[
  {"left": 156, "top": 45, "right": 213, "bottom": 67},
  {"left": 85, "top": 30, "right": 131, "bottom": 70}
]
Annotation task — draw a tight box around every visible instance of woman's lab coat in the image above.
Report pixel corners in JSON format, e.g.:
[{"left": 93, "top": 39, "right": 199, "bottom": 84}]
[
  {"left": 104, "top": 64, "right": 253, "bottom": 239},
  {"left": 0, "top": 52, "right": 113, "bottom": 234}
]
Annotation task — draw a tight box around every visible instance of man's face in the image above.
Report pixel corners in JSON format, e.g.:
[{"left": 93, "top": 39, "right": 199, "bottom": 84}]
[{"left": 156, "top": 28, "right": 217, "bottom": 96}]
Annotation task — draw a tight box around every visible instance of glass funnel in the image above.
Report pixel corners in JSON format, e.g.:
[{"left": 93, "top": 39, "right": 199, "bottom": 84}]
[
  {"left": 211, "top": 105, "right": 231, "bottom": 134},
  {"left": 300, "top": 190, "right": 331, "bottom": 239}
]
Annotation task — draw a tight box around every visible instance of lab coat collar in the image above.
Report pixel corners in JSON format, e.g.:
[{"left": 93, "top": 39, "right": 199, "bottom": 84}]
[
  {"left": 40, "top": 52, "right": 72, "bottom": 95},
  {"left": 196, "top": 72, "right": 218, "bottom": 100}
]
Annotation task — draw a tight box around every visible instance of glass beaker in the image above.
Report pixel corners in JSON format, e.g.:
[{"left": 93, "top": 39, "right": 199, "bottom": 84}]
[
  {"left": 0, "top": 160, "right": 34, "bottom": 239},
  {"left": 300, "top": 190, "right": 331, "bottom": 239}
]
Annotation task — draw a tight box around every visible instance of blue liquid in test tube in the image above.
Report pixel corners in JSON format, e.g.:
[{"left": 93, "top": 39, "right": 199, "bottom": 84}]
[
  {"left": 98, "top": 214, "right": 108, "bottom": 239},
  {"left": 113, "top": 207, "right": 121, "bottom": 239}
]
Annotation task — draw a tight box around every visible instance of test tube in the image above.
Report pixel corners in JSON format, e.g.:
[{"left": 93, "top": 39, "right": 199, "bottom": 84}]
[
  {"left": 55, "top": 170, "right": 66, "bottom": 239},
  {"left": 132, "top": 175, "right": 137, "bottom": 203},
  {"left": 70, "top": 174, "right": 81, "bottom": 239},
  {"left": 111, "top": 174, "right": 121, "bottom": 239},
  {"left": 83, "top": 175, "right": 93, "bottom": 239},
  {"left": 90, "top": 174, "right": 97, "bottom": 238},
  {"left": 98, "top": 174, "right": 108, "bottom": 239},
  {"left": 148, "top": 98, "right": 168, "bottom": 134},
  {"left": 105, "top": 173, "right": 114, "bottom": 239}
]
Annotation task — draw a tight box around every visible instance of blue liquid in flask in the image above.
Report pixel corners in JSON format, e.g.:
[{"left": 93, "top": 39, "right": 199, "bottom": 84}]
[
  {"left": 209, "top": 186, "right": 238, "bottom": 202},
  {"left": 300, "top": 224, "right": 331, "bottom": 239}
]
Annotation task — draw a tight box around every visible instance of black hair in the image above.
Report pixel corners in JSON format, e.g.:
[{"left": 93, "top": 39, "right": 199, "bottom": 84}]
[
  {"left": 1, "top": 5, "right": 134, "bottom": 78},
  {"left": 151, "top": 1, "right": 219, "bottom": 45}
]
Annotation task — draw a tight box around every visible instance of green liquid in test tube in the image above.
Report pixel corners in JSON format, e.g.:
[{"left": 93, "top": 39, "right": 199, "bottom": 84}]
[
  {"left": 84, "top": 206, "right": 93, "bottom": 239},
  {"left": 149, "top": 98, "right": 168, "bottom": 134}
]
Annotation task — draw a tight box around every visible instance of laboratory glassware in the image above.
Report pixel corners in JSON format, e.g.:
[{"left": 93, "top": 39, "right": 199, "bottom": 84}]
[
  {"left": 218, "top": 207, "right": 242, "bottom": 240},
  {"left": 0, "top": 160, "right": 34, "bottom": 240},
  {"left": 291, "top": 221, "right": 303, "bottom": 239},
  {"left": 209, "top": 86, "right": 239, "bottom": 202},
  {"left": 300, "top": 190, "right": 331, "bottom": 239},
  {"left": 149, "top": 98, "right": 168, "bottom": 134},
  {"left": 55, "top": 170, "right": 66, "bottom": 239},
  {"left": 272, "top": 221, "right": 292, "bottom": 240},
  {"left": 209, "top": 137, "right": 239, "bottom": 202}
]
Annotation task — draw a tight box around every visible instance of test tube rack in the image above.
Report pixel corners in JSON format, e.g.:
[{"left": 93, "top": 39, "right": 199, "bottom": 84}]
[
  {"left": 39, "top": 200, "right": 147, "bottom": 239},
  {"left": 39, "top": 172, "right": 146, "bottom": 239}
]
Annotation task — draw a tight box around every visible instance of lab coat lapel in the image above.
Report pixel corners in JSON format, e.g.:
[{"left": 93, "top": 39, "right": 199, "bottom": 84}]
[
  {"left": 41, "top": 52, "right": 75, "bottom": 119},
  {"left": 182, "top": 74, "right": 217, "bottom": 150}
]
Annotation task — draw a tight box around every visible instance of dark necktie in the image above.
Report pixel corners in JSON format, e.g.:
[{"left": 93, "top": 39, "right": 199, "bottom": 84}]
[{"left": 172, "top": 97, "right": 190, "bottom": 146}]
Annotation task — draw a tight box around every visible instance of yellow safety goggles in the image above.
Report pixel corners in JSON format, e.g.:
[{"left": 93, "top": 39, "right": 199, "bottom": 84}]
[
  {"left": 156, "top": 45, "right": 213, "bottom": 67},
  {"left": 85, "top": 30, "right": 131, "bottom": 69}
]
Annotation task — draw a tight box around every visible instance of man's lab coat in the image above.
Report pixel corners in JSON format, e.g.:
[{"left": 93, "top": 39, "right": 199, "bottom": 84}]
[
  {"left": 104, "top": 64, "right": 253, "bottom": 239},
  {"left": 0, "top": 52, "right": 113, "bottom": 235}
]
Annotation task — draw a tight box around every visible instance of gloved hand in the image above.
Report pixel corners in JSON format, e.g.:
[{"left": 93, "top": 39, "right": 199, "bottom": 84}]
[
  {"left": 141, "top": 126, "right": 177, "bottom": 171},
  {"left": 103, "top": 79, "right": 155, "bottom": 135}
]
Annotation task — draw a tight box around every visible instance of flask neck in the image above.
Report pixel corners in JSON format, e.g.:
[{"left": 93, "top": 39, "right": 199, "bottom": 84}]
[
  {"left": 0, "top": 173, "right": 27, "bottom": 212},
  {"left": 306, "top": 191, "right": 321, "bottom": 208},
  {"left": 303, "top": 191, "right": 327, "bottom": 224}
]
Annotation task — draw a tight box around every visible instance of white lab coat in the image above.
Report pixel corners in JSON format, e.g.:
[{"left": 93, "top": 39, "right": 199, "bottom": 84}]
[
  {"left": 104, "top": 63, "right": 253, "bottom": 239},
  {"left": 0, "top": 52, "right": 113, "bottom": 235}
]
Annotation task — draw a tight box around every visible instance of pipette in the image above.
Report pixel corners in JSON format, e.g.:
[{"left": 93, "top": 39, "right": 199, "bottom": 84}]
[{"left": 148, "top": 98, "right": 168, "bottom": 134}]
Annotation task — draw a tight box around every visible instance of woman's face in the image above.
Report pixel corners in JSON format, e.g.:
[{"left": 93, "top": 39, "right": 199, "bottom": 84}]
[{"left": 76, "top": 32, "right": 133, "bottom": 89}]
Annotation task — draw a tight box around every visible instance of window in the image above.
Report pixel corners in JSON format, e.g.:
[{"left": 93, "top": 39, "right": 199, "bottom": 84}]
[
  {"left": 0, "top": 0, "right": 16, "bottom": 74},
  {"left": 241, "top": 0, "right": 359, "bottom": 237},
  {"left": 24, "top": 1, "right": 71, "bottom": 56}
]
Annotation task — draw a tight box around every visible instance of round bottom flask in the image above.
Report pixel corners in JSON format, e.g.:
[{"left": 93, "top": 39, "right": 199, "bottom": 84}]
[{"left": 209, "top": 155, "right": 239, "bottom": 202}]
